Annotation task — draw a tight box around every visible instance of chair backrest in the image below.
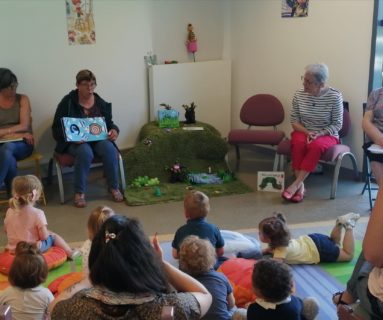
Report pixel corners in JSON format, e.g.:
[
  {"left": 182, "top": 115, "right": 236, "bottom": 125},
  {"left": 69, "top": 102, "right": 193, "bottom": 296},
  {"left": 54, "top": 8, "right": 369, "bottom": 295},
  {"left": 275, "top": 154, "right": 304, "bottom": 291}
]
[
  {"left": 239, "top": 94, "right": 284, "bottom": 127},
  {"left": 339, "top": 107, "right": 351, "bottom": 139}
]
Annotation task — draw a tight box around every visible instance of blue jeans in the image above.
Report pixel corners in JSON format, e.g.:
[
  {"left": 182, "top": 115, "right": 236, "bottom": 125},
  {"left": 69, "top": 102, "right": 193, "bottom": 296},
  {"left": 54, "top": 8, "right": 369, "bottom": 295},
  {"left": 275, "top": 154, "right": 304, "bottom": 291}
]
[
  {"left": 67, "top": 140, "right": 119, "bottom": 193},
  {"left": 0, "top": 141, "right": 33, "bottom": 194}
]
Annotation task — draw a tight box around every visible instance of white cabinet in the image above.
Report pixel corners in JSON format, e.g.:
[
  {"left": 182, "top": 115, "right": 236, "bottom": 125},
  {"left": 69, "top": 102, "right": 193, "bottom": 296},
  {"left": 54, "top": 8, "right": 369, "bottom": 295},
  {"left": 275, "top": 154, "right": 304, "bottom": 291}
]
[{"left": 149, "top": 60, "right": 231, "bottom": 137}]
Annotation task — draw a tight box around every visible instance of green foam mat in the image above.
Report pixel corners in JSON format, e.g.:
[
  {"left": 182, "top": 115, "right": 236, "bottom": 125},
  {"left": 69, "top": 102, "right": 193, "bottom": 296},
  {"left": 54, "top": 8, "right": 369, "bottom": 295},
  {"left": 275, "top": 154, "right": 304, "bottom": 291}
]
[{"left": 319, "top": 240, "right": 362, "bottom": 285}]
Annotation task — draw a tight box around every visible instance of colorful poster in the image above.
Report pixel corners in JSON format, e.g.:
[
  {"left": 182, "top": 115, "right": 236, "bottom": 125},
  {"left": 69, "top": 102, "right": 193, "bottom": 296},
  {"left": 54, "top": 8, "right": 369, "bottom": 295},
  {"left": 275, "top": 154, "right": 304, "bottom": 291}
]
[
  {"left": 281, "top": 0, "right": 309, "bottom": 18},
  {"left": 65, "top": 0, "right": 96, "bottom": 45}
]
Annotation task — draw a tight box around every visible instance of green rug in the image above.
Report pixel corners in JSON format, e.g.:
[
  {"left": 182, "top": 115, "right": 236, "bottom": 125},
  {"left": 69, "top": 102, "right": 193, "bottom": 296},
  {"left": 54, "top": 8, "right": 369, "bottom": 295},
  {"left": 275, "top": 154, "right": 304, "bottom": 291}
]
[
  {"left": 125, "top": 181, "right": 253, "bottom": 206},
  {"left": 320, "top": 240, "right": 362, "bottom": 285},
  {"left": 44, "top": 255, "right": 82, "bottom": 287}
]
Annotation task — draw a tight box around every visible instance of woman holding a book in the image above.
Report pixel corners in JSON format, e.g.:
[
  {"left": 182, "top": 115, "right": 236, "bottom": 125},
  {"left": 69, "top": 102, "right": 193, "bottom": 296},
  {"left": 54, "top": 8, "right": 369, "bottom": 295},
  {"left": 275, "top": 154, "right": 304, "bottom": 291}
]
[
  {"left": 0, "top": 68, "right": 34, "bottom": 196},
  {"left": 52, "top": 69, "right": 123, "bottom": 208},
  {"left": 362, "top": 87, "right": 383, "bottom": 186}
]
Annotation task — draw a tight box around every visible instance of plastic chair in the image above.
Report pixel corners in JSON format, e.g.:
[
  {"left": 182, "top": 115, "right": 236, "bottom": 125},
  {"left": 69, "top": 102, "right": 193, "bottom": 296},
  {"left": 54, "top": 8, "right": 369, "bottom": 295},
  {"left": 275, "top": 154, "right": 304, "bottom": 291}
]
[
  {"left": 48, "top": 151, "right": 126, "bottom": 204},
  {"left": 275, "top": 102, "right": 359, "bottom": 199},
  {"left": 361, "top": 102, "right": 379, "bottom": 210},
  {"left": 228, "top": 94, "right": 285, "bottom": 167}
]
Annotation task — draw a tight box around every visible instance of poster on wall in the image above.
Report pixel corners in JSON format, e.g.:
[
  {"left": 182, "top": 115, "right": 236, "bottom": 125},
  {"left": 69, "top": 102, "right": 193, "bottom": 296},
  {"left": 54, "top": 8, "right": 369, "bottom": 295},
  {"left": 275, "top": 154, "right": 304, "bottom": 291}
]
[
  {"left": 65, "top": 0, "right": 96, "bottom": 45},
  {"left": 281, "top": 0, "right": 309, "bottom": 18}
]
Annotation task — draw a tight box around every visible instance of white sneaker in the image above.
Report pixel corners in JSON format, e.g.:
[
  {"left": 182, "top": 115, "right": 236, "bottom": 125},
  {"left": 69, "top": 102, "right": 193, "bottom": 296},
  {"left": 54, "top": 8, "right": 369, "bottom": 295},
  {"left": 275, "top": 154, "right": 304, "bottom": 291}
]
[
  {"left": 69, "top": 249, "right": 82, "bottom": 260},
  {"left": 337, "top": 212, "right": 360, "bottom": 229}
]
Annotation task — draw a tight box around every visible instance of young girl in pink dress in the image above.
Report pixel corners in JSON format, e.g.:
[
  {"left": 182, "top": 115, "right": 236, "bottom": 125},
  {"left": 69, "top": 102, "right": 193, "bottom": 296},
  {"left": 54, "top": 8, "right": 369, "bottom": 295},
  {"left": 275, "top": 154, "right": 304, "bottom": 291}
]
[{"left": 4, "top": 174, "right": 78, "bottom": 259}]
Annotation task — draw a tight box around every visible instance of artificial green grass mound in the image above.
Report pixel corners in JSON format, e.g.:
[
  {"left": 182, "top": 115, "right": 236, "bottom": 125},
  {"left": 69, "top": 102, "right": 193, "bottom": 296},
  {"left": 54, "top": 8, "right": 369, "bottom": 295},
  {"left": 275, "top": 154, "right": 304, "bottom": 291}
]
[
  {"left": 125, "top": 181, "right": 253, "bottom": 206},
  {"left": 122, "top": 121, "right": 229, "bottom": 183},
  {"left": 122, "top": 121, "right": 253, "bottom": 206}
]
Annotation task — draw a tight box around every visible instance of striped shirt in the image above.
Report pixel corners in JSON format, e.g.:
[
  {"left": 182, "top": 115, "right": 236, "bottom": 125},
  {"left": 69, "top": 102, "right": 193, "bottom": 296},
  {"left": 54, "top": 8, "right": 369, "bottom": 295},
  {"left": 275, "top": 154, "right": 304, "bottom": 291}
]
[
  {"left": 365, "top": 87, "right": 383, "bottom": 142},
  {"left": 290, "top": 87, "right": 343, "bottom": 138}
]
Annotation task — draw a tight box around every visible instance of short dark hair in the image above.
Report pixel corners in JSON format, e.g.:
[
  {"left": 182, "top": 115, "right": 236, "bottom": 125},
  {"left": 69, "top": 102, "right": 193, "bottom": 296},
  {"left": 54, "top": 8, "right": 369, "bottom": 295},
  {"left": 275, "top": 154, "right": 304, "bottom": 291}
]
[
  {"left": 252, "top": 259, "right": 293, "bottom": 302},
  {"left": 89, "top": 214, "right": 170, "bottom": 294},
  {"left": 76, "top": 69, "right": 96, "bottom": 85},
  {"left": 0, "top": 68, "right": 17, "bottom": 91},
  {"left": 8, "top": 241, "right": 48, "bottom": 289},
  {"left": 259, "top": 212, "right": 291, "bottom": 248}
]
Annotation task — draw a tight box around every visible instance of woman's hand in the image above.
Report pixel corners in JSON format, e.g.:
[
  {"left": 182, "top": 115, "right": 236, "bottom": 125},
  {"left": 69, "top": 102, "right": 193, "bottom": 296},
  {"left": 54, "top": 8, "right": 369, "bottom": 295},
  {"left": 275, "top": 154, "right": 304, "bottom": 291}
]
[
  {"left": 108, "top": 129, "right": 118, "bottom": 141},
  {"left": 23, "top": 132, "right": 34, "bottom": 145},
  {"left": 307, "top": 130, "right": 325, "bottom": 143},
  {"left": 152, "top": 233, "right": 163, "bottom": 261}
]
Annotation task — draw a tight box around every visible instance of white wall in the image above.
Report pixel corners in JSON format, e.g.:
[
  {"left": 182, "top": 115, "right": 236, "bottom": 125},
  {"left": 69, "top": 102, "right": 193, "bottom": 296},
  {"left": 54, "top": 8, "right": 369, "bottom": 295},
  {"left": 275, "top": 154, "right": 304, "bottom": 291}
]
[
  {"left": 0, "top": 0, "right": 376, "bottom": 171},
  {"left": 0, "top": 0, "right": 226, "bottom": 165},
  {"left": 229, "top": 0, "right": 374, "bottom": 168}
]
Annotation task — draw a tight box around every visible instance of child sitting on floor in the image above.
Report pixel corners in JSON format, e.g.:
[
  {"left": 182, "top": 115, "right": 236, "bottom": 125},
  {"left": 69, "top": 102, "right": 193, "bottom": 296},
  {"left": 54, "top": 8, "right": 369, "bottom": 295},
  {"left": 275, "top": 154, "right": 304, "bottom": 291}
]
[
  {"left": 258, "top": 212, "right": 360, "bottom": 264},
  {"left": 0, "top": 241, "right": 54, "bottom": 319},
  {"left": 4, "top": 175, "right": 79, "bottom": 259},
  {"left": 172, "top": 191, "right": 225, "bottom": 265},
  {"left": 179, "top": 235, "right": 246, "bottom": 320},
  {"left": 248, "top": 259, "right": 319, "bottom": 320},
  {"left": 80, "top": 206, "right": 115, "bottom": 275}
]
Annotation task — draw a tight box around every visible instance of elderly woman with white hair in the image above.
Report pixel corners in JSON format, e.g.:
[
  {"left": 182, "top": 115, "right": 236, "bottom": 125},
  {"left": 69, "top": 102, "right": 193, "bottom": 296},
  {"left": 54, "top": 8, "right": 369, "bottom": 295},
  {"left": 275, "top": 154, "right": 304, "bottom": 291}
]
[{"left": 282, "top": 63, "right": 343, "bottom": 203}]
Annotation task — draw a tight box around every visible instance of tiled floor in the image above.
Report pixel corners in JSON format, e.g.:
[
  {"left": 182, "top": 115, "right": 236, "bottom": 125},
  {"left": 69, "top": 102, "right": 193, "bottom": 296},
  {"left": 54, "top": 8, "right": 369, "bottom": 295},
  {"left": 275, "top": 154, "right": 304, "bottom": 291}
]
[{"left": 0, "top": 145, "right": 375, "bottom": 246}]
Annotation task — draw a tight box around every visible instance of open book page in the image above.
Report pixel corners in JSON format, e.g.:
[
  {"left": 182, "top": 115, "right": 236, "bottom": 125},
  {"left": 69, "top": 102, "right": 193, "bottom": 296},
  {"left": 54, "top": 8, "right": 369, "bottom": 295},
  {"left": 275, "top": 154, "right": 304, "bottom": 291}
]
[
  {"left": 367, "top": 144, "right": 383, "bottom": 154},
  {"left": 0, "top": 136, "right": 23, "bottom": 144}
]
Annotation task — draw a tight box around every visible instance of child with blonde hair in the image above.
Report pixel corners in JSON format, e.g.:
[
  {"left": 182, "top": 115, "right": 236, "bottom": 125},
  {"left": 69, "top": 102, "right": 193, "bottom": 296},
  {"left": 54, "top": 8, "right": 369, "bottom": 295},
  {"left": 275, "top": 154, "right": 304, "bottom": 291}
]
[
  {"left": 179, "top": 235, "right": 246, "bottom": 320},
  {"left": 80, "top": 205, "right": 115, "bottom": 275},
  {"left": 0, "top": 241, "right": 54, "bottom": 320},
  {"left": 4, "top": 175, "right": 78, "bottom": 259},
  {"left": 172, "top": 190, "right": 225, "bottom": 262}
]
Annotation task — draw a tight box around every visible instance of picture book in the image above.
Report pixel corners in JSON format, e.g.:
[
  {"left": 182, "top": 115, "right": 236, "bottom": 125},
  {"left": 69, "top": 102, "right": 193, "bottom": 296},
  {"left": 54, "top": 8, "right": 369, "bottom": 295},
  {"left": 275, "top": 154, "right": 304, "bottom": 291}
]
[{"left": 61, "top": 117, "right": 108, "bottom": 142}]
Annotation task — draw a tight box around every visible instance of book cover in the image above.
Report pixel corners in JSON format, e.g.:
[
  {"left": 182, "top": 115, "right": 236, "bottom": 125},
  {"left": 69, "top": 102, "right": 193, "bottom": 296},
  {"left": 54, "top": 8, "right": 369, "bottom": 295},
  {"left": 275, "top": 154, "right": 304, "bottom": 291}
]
[
  {"left": 61, "top": 117, "right": 108, "bottom": 142},
  {"left": 257, "top": 171, "right": 284, "bottom": 192}
]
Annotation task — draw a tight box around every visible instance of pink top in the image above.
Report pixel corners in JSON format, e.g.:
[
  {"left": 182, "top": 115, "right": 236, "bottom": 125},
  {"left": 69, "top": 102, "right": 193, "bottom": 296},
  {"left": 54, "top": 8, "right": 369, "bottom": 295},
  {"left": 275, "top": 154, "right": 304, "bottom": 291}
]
[{"left": 4, "top": 206, "right": 47, "bottom": 252}]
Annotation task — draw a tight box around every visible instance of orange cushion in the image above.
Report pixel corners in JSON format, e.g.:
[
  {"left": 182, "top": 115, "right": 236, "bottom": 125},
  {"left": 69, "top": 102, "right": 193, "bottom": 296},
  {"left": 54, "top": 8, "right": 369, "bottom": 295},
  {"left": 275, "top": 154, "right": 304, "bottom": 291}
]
[
  {"left": 0, "top": 246, "right": 67, "bottom": 275},
  {"left": 48, "top": 272, "right": 83, "bottom": 296},
  {"left": 218, "top": 258, "right": 257, "bottom": 307}
]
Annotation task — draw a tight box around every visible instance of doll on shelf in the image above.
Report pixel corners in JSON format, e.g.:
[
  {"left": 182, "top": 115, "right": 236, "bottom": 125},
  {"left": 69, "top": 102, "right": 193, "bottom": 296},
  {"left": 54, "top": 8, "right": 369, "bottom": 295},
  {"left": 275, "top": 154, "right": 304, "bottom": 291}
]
[{"left": 186, "top": 23, "right": 198, "bottom": 61}]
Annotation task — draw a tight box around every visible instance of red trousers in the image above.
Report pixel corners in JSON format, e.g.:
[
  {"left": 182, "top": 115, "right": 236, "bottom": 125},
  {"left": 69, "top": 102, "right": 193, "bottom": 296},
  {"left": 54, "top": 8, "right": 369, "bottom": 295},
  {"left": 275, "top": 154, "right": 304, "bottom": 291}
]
[{"left": 291, "top": 131, "right": 339, "bottom": 172}]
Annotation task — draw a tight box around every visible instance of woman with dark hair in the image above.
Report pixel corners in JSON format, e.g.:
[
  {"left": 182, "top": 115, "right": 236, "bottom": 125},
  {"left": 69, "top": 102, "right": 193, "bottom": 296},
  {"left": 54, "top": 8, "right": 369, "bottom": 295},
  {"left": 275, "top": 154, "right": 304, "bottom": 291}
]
[
  {"left": 51, "top": 69, "right": 123, "bottom": 207},
  {"left": 0, "top": 68, "right": 34, "bottom": 195},
  {"left": 50, "top": 214, "right": 212, "bottom": 319}
]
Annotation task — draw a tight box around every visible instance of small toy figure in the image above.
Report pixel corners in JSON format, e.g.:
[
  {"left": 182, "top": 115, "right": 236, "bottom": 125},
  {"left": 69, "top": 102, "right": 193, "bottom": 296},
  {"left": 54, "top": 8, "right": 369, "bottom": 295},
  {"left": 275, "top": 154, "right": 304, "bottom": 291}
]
[
  {"left": 186, "top": 23, "right": 198, "bottom": 61},
  {"left": 167, "top": 161, "right": 188, "bottom": 183},
  {"left": 182, "top": 102, "right": 197, "bottom": 124}
]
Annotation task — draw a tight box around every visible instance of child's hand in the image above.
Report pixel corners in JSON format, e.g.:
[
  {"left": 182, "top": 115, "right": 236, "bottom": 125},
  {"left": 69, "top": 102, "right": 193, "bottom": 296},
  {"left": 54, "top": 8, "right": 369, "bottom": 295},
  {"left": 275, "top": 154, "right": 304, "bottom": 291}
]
[{"left": 152, "top": 233, "right": 163, "bottom": 260}]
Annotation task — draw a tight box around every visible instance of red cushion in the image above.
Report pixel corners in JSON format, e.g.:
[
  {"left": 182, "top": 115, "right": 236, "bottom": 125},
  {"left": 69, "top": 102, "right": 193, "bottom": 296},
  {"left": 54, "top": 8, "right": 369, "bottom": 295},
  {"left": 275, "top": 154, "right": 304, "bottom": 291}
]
[
  {"left": 48, "top": 271, "right": 83, "bottom": 296},
  {"left": 218, "top": 258, "right": 257, "bottom": 307},
  {"left": 0, "top": 246, "right": 67, "bottom": 275}
]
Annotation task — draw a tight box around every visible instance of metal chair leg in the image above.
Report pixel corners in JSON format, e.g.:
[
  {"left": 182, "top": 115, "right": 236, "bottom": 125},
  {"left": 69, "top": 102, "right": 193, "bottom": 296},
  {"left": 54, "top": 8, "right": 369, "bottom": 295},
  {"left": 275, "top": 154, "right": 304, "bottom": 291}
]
[
  {"left": 55, "top": 159, "right": 65, "bottom": 204},
  {"left": 330, "top": 152, "right": 359, "bottom": 199},
  {"left": 118, "top": 154, "right": 126, "bottom": 191}
]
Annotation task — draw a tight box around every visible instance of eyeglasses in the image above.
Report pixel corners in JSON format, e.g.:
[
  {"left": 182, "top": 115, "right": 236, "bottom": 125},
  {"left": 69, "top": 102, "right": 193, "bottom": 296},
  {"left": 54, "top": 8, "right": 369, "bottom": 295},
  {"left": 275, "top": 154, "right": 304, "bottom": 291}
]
[
  {"left": 79, "top": 81, "right": 97, "bottom": 89},
  {"left": 9, "top": 82, "right": 18, "bottom": 90},
  {"left": 301, "top": 76, "right": 317, "bottom": 86}
]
